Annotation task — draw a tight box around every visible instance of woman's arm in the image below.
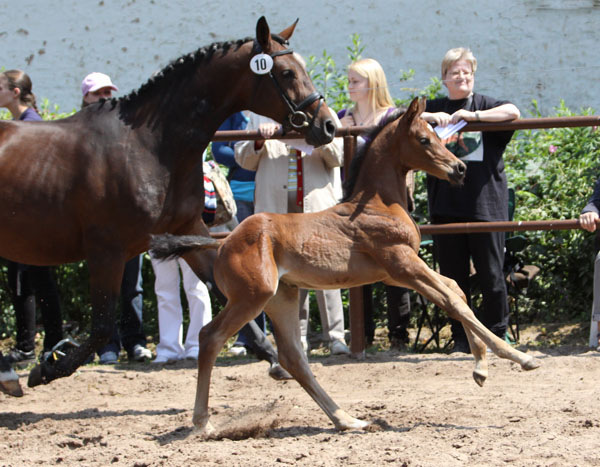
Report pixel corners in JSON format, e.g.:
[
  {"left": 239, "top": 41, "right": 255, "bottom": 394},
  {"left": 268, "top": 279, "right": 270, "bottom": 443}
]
[{"left": 451, "top": 103, "right": 520, "bottom": 124}]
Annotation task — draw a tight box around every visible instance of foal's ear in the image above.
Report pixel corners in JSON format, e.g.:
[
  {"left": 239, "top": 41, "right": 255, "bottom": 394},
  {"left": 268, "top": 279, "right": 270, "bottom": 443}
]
[
  {"left": 256, "top": 16, "right": 272, "bottom": 52},
  {"left": 403, "top": 97, "right": 424, "bottom": 126},
  {"left": 278, "top": 18, "right": 299, "bottom": 41}
]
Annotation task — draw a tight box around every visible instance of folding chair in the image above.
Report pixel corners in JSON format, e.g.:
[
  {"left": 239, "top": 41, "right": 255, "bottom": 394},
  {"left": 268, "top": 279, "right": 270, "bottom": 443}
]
[
  {"left": 412, "top": 236, "right": 452, "bottom": 352},
  {"left": 504, "top": 188, "right": 540, "bottom": 342}
]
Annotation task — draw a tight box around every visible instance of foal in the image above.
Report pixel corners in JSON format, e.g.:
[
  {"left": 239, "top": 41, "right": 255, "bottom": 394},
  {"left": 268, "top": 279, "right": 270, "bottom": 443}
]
[{"left": 152, "top": 97, "right": 540, "bottom": 434}]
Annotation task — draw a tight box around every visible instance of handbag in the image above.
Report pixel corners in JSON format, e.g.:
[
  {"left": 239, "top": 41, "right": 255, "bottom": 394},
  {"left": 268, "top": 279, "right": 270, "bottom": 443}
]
[{"left": 203, "top": 160, "right": 237, "bottom": 226}]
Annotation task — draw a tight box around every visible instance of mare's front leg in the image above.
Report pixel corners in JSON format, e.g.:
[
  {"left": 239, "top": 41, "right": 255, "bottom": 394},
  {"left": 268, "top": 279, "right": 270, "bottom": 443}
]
[
  {"left": 28, "top": 251, "right": 124, "bottom": 387},
  {"left": 387, "top": 249, "right": 539, "bottom": 379},
  {"left": 266, "top": 282, "right": 369, "bottom": 431}
]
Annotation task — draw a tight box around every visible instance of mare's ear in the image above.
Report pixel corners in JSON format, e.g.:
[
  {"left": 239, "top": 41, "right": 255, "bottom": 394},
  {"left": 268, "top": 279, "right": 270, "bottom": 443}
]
[
  {"left": 256, "top": 16, "right": 272, "bottom": 52},
  {"left": 278, "top": 18, "right": 299, "bottom": 41}
]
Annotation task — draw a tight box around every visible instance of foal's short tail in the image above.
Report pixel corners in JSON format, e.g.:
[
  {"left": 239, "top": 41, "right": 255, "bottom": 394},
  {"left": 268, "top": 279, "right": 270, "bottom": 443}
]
[{"left": 150, "top": 233, "right": 220, "bottom": 260}]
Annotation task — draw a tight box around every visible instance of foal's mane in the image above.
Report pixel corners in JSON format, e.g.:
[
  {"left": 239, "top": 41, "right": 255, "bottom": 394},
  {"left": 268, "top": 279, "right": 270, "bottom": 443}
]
[{"left": 341, "top": 107, "right": 406, "bottom": 202}]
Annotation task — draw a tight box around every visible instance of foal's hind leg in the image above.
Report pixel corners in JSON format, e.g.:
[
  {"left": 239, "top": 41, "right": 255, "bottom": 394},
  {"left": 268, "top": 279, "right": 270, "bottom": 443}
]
[
  {"left": 266, "top": 282, "right": 369, "bottom": 431},
  {"left": 192, "top": 298, "right": 270, "bottom": 435}
]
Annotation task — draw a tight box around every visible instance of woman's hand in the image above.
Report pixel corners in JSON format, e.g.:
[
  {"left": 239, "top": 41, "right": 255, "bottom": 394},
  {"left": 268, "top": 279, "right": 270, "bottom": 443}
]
[
  {"left": 257, "top": 122, "right": 281, "bottom": 139},
  {"left": 340, "top": 113, "right": 355, "bottom": 128},
  {"left": 422, "top": 111, "right": 452, "bottom": 127},
  {"left": 579, "top": 212, "right": 599, "bottom": 232},
  {"left": 450, "top": 109, "right": 478, "bottom": 124}
]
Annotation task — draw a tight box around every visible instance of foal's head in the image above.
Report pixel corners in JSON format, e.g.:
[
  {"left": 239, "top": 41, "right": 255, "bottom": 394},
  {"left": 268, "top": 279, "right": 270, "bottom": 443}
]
[
  {"left": 247, "top": 17, "right": 336, "bottom": 147},
  {"left": 396, "top": 97, "right": 466, "bottom": 184}
]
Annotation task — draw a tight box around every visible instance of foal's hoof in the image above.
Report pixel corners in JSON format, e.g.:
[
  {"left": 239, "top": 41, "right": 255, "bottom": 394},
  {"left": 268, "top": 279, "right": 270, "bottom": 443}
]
[
  {"left": 336, "top": 417, "right": 370, "bottom": 431},
  {"left": 192, "top": 418, "right": 216, "bottom": 439},
  {"left": 268, "top": 363, "right": 293, "bottom": 381},
  {"left": 472, "top": 369, "right": 487, "bottom": 387},
  {"left": 521, "top": 357, "right": 540, "bottom": 371},
  {"left": 0, "top": 377, "right": 23, "bottom": 397}
]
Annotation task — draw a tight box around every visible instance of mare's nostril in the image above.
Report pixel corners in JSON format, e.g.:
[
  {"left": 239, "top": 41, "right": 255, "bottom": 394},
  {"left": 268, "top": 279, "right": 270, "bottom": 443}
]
[{"left": 325, "top": 119, "right": 336, "bottom": 138}]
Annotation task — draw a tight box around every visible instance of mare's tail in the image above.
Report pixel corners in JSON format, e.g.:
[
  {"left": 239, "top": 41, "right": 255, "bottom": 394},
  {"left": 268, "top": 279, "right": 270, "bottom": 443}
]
[{"left": 150, "top": 233, "right": 220, "bottom": 260}]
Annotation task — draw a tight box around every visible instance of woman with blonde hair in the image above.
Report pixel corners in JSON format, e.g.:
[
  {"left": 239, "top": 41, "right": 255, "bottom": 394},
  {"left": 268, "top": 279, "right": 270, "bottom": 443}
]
[
  {"left": 338, "top": 58, "right": 413, "bottom": 349},
  {"left": 339, "top": 58, "right": 394, "bottom": 128}
]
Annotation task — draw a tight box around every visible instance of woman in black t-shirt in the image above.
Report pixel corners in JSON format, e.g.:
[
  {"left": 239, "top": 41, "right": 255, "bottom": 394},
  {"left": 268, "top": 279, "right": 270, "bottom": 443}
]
[{"left": 420, "top": 48, "right": 520, "bottom": 354}]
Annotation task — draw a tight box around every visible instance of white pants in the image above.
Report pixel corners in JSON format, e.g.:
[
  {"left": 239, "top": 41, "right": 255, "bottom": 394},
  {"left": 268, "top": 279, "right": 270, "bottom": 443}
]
[
  {"left": 298, "top": 289, "right": 345, "bottom": 343},
  {"left": 151, "top": 256, "right": 212, "bottom": 360},
  {"left": 589, "top": 252, "right": 600, "bottom": 348}
]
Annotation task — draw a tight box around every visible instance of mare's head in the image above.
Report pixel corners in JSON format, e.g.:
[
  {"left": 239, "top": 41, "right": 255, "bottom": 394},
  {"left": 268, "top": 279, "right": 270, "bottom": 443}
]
[
  {"left": 395, "top": 97, "right": 466, "bottom": 184},
  {"left": 247, "top": 17, "right": 336, "bottom": 147}
]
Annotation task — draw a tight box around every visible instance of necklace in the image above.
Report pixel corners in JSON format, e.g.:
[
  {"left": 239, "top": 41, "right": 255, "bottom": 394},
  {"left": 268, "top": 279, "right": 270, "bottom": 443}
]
[{"left": 354, "top": 107, "right": 373, "bottom": 126}]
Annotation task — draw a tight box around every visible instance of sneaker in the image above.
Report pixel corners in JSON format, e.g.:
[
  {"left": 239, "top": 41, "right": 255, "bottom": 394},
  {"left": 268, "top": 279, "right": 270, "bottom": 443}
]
[
  {"left": 450, "top": 339, "right": 471, "bottom": 354},
  {"left": 329, "top": 339, "right": 350, "bottom": 356},
  {"left": 151, "top": 355, "right": 179, "bottom": 365},
  {"left": 229, "top": 345, "right": 247, "bottom": 357},
  {"left": 129, "top": 344, "right": 152, "bottom": 362},
  {"left": 99, "top": 351, "right": 119, "bottom": 365},
  {"left": 184, "top": 348, "right": 199, "bottom": 361},
  {"left": 389, "top": 335, "right": 410, "bottom": 351},
  {"left": 4, "top": 348, "right": 36, "bottom": 364}
]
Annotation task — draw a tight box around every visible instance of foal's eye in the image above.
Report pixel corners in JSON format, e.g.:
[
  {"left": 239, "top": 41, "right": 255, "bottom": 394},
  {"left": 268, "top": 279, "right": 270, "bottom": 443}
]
[
  {"left": 419, "top": 137, "right": 430, "bottom": 146},
  {"left": 281, "top": 69, "right": 296, "bottom": 79}
]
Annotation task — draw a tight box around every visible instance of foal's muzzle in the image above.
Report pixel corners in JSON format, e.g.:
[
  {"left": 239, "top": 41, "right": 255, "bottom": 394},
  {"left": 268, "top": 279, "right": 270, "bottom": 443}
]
[{"left": 448, "top": 160, "right": 467, "bottom": 185}]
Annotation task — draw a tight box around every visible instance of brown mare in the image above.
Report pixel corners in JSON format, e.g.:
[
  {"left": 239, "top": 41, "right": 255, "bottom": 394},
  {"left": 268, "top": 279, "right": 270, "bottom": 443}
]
[
  {"left": 151, "top": 98, "right": 540, "bottom": 434},
  {"left": 0, "top": 17, "right": 335, "bottom": 395}
]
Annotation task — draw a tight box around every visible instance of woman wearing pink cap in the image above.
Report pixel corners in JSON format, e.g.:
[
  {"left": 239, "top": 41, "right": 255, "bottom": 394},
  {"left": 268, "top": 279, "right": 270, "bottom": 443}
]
[{"left": 81, "top": 72, "right": 118, "bottom": 108}]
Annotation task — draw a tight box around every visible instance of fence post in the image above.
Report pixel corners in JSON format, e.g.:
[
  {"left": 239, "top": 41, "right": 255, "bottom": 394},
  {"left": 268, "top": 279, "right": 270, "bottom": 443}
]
[{"left": 343, "top": 135, "right": 366, "bottom": 359}]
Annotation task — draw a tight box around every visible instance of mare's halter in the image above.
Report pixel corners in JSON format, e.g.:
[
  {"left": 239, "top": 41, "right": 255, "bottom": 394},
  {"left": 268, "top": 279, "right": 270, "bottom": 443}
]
[{"left": 255, "top": 41, "right": 324, "bottom": 131}]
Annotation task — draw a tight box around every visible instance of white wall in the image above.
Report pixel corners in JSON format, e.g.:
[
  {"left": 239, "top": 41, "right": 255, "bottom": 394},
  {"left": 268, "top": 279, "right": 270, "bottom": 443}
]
[{"left": 1, "top": 0, "right": 598, "bottom": 114}]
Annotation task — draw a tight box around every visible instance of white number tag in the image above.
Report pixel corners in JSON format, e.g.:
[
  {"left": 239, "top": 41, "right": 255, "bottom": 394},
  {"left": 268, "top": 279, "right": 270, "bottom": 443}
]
[{"left": 250, "top": 53, "right": 273, "bottom": 75}]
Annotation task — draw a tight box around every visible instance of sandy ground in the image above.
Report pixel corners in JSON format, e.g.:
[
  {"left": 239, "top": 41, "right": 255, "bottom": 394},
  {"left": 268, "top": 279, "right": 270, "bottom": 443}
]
[{"left": 1, "top": 332, "right": 599, "bottom": 467}]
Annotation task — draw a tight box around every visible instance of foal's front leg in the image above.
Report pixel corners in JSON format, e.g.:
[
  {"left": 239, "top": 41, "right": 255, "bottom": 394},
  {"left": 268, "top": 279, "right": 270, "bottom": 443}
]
[
  {"left": 266, "top": 282, "right": 369, "bottom": 431},
  {"left": 433, "top": 271, "right": 488, "bottom": 386},
  {"left": 395, "top": 251, "right": 539, "bottom": 379}
]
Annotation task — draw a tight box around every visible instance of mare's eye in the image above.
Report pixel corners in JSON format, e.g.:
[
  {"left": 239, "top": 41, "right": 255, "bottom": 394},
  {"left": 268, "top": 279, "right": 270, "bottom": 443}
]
[
  {"left": 419, "top": 137, "right": 430, "bottom": 146},
  {"left": 281, "top": 69, "right": 295, "bottom": 79}
]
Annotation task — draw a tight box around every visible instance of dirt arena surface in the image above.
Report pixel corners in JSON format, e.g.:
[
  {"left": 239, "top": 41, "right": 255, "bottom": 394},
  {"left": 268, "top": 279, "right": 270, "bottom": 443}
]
[{"left": 1, "top": 333, "right": 599, "bottom": 467}]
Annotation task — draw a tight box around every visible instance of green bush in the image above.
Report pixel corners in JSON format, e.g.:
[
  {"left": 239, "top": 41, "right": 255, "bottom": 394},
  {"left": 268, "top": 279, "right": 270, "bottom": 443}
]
[{"left": 502, "top": 101, "right": 600, "bottom": 322}]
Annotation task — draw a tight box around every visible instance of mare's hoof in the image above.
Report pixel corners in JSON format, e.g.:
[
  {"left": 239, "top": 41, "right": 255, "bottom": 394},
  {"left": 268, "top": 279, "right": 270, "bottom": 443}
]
[
  {"left": 521, "top": 357, "right": 540, "bottom": 371},
  {"left": 27, "top": 364, "right": 44, "bottom": 387},
  {"left": 473, "top": 369, "right": 487, "bottom": 387},
  {"left": 0, "top": 378, "right": 24, "bottom": 397},
  {"left": 268, "top": 363, "right": 293, "bottom": 381}
]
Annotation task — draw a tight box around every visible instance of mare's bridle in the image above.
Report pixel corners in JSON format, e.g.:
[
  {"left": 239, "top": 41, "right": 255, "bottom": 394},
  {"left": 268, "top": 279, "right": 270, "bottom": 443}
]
[{"left": 254, "top": 40, "right": 324, "bottom": 132}]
